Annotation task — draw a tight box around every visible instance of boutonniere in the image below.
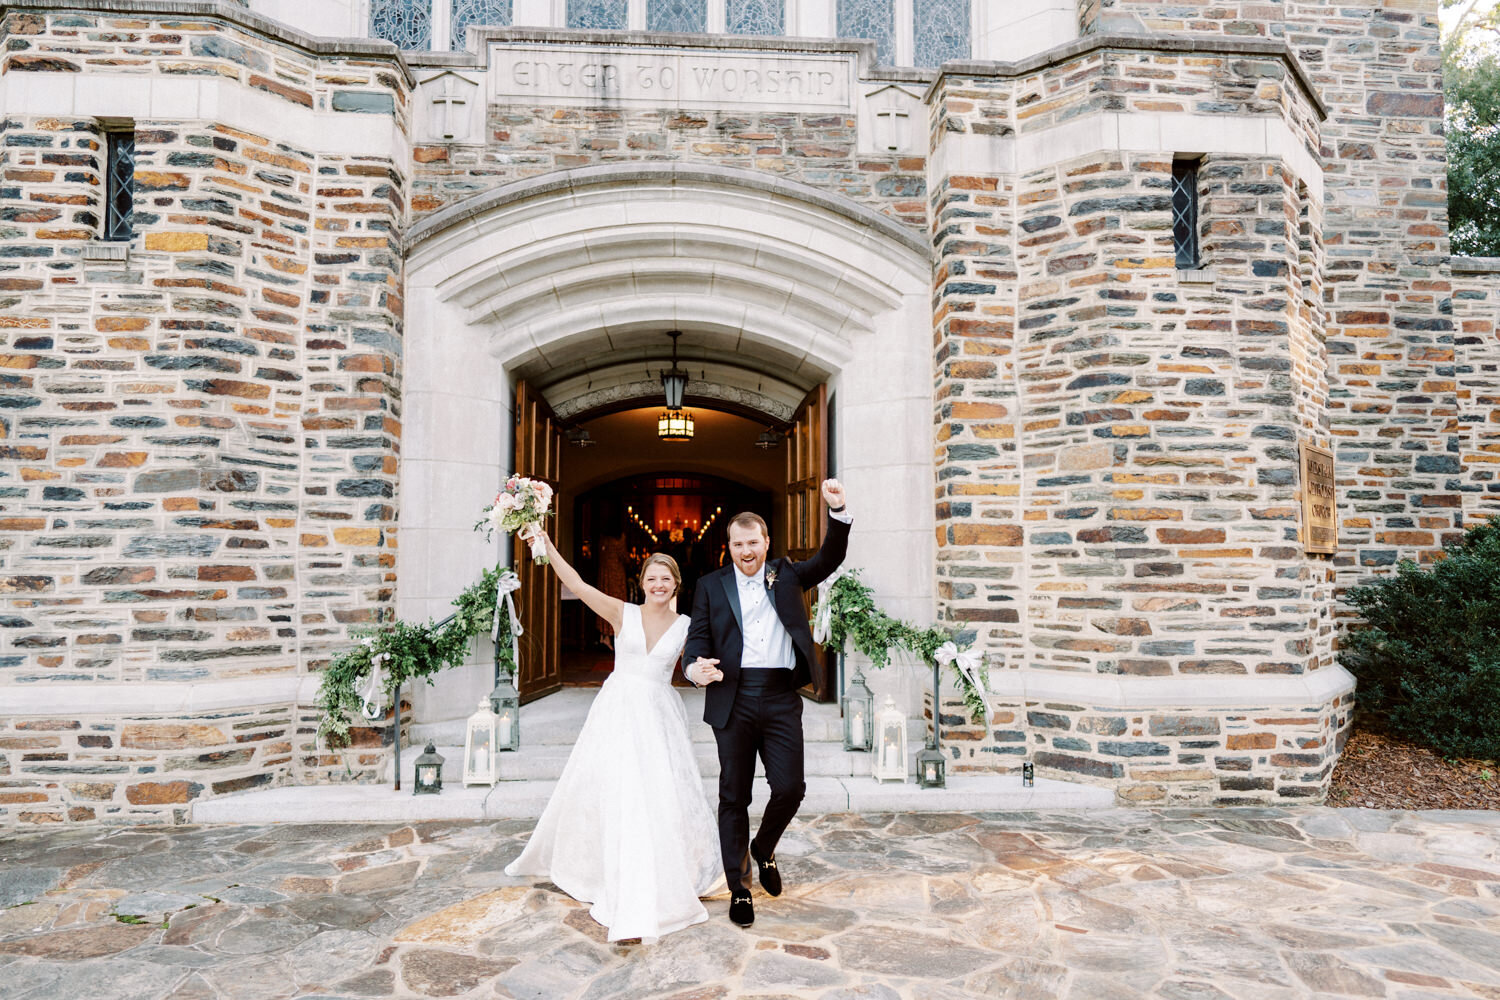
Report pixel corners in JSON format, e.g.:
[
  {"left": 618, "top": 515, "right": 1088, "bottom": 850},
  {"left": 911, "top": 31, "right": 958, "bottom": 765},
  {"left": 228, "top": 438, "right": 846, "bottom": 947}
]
[{"left": 764, "top": 569, "right": 778, "bottom": 591}]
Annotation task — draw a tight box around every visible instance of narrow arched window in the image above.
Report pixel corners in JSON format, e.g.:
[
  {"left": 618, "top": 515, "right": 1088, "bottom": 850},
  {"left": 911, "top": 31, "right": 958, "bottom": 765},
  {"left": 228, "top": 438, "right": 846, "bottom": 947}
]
[
  {"left": 104, "top": 128, "right": 135, "bottom": 242},
  {"left": 1172, "top": 157, "right": 1201, "bottom": 270}
]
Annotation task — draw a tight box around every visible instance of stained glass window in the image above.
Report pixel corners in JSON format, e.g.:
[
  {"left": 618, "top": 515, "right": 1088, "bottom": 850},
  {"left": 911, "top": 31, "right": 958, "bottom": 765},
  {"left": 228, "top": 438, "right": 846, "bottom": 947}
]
[
  {"left": 1172, "top": 158, "right": 1200, "bottom": 269},
  {"left": 105, "top": 130, "right": 134, "bottom": 242},
  {"left": 648, "top": 0, "right": 706, "bottom": 32},
  {"left": 567, "top": 0, "right": 628, "bottom": 29},
  {"left": 914, "top": 0, "right": 968, "bottom": 67},
  {"left": 370, "top": 0, "right": 432, "bottom": 50},
  {"left": 451, "top": 0, "right": 511, "bottom": 49},
  {"left": 726, "top": 0, "right": 783, "bottom": 35},
  {"left": 837, "top": 0, "right": 895, "bottom": 66}
]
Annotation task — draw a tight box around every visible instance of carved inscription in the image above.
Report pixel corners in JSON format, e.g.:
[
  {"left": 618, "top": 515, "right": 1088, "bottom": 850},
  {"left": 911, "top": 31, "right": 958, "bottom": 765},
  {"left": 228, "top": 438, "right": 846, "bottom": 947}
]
[
  {"left": 1299, "top": 441, "right": 1338, "bottom": 555},
  {"left": 490, "top": 44, "right": 853, "bottom": 112}
]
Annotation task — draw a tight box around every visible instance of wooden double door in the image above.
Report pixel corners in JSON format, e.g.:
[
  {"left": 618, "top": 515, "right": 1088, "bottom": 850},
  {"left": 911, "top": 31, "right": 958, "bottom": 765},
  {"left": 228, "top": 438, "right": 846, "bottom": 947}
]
[{"left": 511, "top": 381, "right": 832, "bottom": 702}]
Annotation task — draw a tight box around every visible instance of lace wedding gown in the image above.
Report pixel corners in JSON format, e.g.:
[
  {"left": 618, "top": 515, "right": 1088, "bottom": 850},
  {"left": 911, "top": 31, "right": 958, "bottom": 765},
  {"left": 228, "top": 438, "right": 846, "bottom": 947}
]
[{"left": 504, "top": 603, "right": 724, "bottom": 942}]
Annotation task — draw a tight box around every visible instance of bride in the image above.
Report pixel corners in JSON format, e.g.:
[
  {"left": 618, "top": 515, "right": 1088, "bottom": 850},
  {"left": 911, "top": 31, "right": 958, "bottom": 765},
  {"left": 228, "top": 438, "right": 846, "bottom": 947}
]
[{"left": 504, "top": 529, "right": 723, "bottom": 942}]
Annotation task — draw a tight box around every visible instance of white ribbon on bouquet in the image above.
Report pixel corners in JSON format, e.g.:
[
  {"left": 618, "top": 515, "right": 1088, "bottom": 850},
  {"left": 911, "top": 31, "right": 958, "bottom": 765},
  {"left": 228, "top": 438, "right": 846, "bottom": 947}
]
[
  {"left": 934, "top": 640, "right": 990, "bottom": 734},
  {"left": 358, "top": 637, "right": 391, "bottom": 721},
  {"left": 492, "top": 569, "right": 524, "bottom": 670},
  {"left": 812, "top": 568, "right": 853, "bottom": 647}
]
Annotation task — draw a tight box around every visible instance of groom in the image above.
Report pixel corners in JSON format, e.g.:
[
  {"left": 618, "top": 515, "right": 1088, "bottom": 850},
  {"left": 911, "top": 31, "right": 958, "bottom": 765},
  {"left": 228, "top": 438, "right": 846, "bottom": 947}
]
[{"left": 685, "top": 479, "right": 851, "bottom": 927}]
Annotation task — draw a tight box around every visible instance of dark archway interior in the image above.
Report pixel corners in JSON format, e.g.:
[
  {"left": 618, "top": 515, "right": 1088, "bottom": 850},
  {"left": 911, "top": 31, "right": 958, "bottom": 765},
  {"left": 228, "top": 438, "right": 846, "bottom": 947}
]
[{"left": 557, "top": 407, "right": 785, "bottom": 685}]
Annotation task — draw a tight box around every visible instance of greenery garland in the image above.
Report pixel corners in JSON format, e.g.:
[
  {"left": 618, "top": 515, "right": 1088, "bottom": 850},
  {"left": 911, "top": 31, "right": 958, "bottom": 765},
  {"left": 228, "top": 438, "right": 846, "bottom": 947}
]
[
  {"left": 814, "top": 571, "right": 990, "bottom": 722},
  {"left": 315, "top": 565, "right": 513, "bottom": 747}
]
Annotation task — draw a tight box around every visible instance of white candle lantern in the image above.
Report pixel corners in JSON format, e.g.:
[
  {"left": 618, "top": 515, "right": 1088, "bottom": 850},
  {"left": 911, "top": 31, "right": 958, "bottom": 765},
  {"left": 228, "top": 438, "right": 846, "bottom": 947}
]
[
  {"left": 463, "top": 697, "right": 499, "bottom": 786},
  {"left": 872, "top": 696, "right": 908, "bottom": 782}
]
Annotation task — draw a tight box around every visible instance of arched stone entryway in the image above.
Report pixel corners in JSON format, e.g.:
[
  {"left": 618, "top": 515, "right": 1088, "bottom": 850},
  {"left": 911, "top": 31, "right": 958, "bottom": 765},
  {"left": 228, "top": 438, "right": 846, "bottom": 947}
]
[{"left": 401, "top": 163, "right": 934, "bottom": 722}]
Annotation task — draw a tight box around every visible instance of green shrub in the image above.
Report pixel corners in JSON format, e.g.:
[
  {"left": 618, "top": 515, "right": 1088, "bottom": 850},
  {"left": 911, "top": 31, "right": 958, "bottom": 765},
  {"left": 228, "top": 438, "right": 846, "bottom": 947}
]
[{"left": 1339, "top": 521, "right": 1500, "bottom": 760}]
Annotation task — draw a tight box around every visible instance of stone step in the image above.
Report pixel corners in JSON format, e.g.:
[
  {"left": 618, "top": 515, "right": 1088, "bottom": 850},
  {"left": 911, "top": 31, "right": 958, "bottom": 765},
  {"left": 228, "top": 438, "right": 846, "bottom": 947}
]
[
  {"left": 382, "top": 739, "right": 914, "bottom": 784},
  {"left": 191, "top": 773, "right": 1113, "bottom": 825},
  {"left": 406, "top": 688, "right": 921, "bottom": 749}
]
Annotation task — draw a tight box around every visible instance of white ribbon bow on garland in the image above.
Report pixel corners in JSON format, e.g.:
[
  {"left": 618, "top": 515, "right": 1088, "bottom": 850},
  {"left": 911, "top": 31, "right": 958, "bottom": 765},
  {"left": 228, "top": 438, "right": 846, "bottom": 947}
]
[
  {"left": 812, "top": 568, "right": 852, "bottom": 646},
  {"left": 492, "top": 569, "right": 524, "bottom": 669},
  {"left": 358, "top": 637, "right": 390, "bottom": 721},
  {"left": 935, "top": 640, "right": 990, "bottom": 735}
]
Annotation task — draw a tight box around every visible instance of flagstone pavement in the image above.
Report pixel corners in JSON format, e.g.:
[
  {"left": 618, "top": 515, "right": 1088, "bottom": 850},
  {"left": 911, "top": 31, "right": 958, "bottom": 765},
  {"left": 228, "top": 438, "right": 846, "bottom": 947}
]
[{"left": 2, "top": 808, "right": 1499, "bottom": 1000}]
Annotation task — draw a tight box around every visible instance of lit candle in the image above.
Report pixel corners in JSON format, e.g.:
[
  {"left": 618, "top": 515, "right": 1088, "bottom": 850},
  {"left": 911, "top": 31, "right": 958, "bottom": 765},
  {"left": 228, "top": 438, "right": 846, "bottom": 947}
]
[
  {"left": 852, "top": 711, "right": 865, "bottom": 746},
  {"left": 883, "top": 742, "right": 897, "bottom": 773},
  {"left": 498, "top": 711, "right": 512, "bottom": 746}
]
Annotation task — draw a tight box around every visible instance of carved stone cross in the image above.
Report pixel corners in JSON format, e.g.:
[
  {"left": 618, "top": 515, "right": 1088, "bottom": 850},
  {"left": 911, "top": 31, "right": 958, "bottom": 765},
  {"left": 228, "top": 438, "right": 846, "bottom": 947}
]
[
  {"left": 875, "top": 104, "right": 909, "bottom": 152},
  {"left": 432, "top": 74, "right": 468, "bottom": 140}
]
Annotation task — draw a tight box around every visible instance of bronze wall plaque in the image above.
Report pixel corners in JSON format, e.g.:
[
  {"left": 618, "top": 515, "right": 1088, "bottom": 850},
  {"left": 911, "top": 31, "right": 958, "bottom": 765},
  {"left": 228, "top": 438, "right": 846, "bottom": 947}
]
[{"left": 1299, "top": 441, "right": 1337, "bottom": 555}]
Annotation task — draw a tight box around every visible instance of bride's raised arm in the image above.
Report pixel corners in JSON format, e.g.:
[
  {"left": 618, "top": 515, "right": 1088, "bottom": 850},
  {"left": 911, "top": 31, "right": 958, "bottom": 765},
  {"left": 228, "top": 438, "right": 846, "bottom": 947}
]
[{"left": 527, "top": 528, "right": 625, "bottom": 634}]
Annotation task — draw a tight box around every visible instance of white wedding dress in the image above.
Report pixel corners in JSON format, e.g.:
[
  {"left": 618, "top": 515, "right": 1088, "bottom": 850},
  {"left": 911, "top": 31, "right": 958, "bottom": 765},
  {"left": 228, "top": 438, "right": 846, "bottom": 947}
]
[{"left": 504, "top": 603, "right": 724, "bottom": 942}]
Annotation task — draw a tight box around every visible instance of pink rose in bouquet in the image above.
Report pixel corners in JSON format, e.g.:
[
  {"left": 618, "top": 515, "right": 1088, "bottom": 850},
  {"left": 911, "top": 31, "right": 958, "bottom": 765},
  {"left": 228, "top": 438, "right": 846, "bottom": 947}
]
[{"left": 478, "top": 476, "right": 555, "bottom": 564}]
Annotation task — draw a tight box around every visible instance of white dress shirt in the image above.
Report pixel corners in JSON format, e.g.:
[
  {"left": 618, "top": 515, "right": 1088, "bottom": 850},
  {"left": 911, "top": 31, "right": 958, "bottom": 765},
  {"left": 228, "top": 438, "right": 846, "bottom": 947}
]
[{"left": 735, "top": 564, "right": 795, "bottom": 671}]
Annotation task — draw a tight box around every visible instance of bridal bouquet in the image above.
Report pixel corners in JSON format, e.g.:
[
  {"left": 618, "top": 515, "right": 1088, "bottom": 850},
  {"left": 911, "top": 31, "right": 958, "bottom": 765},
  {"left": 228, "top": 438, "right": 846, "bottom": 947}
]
[{"left": 479, "top": 476, "right": 554, "bottom": 564}]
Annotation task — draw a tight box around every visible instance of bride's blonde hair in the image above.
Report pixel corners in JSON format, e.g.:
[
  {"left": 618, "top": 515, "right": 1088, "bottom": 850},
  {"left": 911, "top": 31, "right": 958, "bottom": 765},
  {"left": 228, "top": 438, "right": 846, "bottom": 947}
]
[{"left": 639, "top": 552, "right": 682, "bottom": 596}]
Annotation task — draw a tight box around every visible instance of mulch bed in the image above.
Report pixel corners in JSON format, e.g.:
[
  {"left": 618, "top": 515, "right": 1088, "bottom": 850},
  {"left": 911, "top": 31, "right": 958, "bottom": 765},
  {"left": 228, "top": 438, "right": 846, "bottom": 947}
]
[{"left": 1327, "top": 720, "right": 1500, "bottom": 811}]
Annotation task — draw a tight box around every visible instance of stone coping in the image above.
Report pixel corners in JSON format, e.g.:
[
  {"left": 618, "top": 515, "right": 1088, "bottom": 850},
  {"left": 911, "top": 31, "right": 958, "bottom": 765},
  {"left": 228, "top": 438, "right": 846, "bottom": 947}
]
[
  {"left": 0, "top": 0, "right": 417, "bottom": 85},
  {"left": 1, "top": 675, "right": 322, "bottom": 717},
  {"left": 973, "top": 662, "right": 1357, "bottom": 709},
  {"left": 925, "top": 32, "right": 1329, "bottom": 122},
  {"left": 403, "top": 161, "right": 933, "bottom": 259},
  {"left": 1454, "top": 255, "right": 1500, "bottom": 275},
  {"left": 0, "top": 664, "right": 1354, "bottom": 717}
]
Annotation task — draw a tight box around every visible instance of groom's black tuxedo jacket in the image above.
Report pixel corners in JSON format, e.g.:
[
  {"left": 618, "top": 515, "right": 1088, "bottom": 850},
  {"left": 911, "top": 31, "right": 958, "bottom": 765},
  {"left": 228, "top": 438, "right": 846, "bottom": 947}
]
[{"left": 685, "top": 516, "right": 851, "bottom": 729}]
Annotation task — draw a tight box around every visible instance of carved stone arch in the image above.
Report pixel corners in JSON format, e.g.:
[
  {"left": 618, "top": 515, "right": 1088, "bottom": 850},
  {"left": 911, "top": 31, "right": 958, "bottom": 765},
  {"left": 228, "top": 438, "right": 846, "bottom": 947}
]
[{"left": 400, "top": 162, "right": 934, "bottom": 722}]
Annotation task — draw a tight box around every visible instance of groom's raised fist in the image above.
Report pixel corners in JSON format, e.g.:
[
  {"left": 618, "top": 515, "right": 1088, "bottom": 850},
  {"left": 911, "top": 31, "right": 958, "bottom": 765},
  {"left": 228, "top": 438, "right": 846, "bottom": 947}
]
[{"left": 820, "top": 479, "right": 846, "bottom": 510}]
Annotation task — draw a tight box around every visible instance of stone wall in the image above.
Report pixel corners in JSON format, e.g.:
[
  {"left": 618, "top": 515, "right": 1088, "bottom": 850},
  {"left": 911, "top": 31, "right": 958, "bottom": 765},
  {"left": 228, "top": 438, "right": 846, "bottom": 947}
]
[
  {"left": 1454, "top": 258, "right": 1500, "bottom": 525},
  {"left": 926, "top": 691, "right": 1349, "bottom": 805},
  {"left": 1082, "top": 0, "right": 1465, "bottom": 581},
  {"left": 0, "top": 2, "right": 411, "bottom": 826},
  {"left": 924, "top": 35, "right": 1345, "bottom": 801}
]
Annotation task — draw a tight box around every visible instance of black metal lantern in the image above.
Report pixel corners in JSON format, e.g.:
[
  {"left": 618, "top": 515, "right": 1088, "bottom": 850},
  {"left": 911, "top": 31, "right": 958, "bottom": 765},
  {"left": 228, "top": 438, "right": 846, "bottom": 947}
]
[
  {"left": 917, "top": 653, "right": 945, "bottom": 787},
  {"left": 917, "top": 741, "right": 946, "bottom": 789},
  {"left": 842, "top": 664, "right": 874, "bottom": 751},
  {"left": 660, "top": 330, "right": 687, "bottom": 410},
  {"left": 413, "top": 741, "right": 444, "bottom": 795},
  {"left": 488, "top": 670, "right": 520, "bottom": 752}
]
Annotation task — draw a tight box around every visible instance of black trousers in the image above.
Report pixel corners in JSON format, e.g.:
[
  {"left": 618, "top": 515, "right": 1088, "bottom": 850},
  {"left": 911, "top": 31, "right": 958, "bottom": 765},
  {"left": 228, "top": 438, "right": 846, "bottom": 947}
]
[{"left": 712, "top": 671, "right": 805, "bottom": 894}]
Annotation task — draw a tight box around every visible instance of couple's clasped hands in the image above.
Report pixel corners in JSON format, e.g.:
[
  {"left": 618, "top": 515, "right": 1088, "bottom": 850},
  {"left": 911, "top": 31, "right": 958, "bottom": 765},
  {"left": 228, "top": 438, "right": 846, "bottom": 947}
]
[{"left": 686, "top": 657, "right": 723, "bottom": 686}]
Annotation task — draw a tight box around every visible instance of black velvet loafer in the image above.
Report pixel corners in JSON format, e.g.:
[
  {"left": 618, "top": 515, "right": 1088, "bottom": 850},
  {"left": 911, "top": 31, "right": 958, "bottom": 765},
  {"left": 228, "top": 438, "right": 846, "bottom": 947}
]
[
  {"left": 751, "top": 846, "right": 782, "bottom": 897},
  {"left": 729, "top": 893, "right": 755, "bottom": 927}
]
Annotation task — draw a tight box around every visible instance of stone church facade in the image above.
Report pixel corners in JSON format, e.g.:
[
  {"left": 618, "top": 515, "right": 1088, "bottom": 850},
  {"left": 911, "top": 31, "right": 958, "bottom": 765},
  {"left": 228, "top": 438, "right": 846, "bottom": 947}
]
[{"left": 1, "top": 0, "right": 1496, "bottom": 826}]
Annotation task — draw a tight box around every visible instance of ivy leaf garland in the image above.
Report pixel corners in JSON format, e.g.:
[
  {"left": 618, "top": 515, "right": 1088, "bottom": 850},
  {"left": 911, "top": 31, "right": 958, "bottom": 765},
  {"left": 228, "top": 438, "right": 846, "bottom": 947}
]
[
  {"left": 315, "top": 565, "right": 514, "bottom": 747},
  {"left": 813, "top": 571, "right": 989, "bottom": 722}
]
